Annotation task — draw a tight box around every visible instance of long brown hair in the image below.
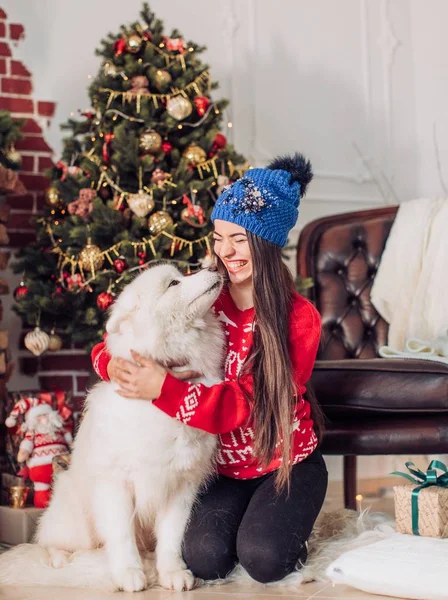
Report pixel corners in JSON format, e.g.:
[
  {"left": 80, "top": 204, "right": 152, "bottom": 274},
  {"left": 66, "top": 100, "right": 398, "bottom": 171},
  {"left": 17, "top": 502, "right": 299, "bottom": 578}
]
[{"left": 217, "top": 232, "right": 324, "bottom": 491}]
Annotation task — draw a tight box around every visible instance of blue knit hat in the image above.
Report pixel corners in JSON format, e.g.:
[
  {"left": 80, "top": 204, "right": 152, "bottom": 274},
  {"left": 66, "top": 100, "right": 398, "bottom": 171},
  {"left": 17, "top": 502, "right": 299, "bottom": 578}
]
[{"left": 211, "top": 153, "right": 313, "bottom": 247}]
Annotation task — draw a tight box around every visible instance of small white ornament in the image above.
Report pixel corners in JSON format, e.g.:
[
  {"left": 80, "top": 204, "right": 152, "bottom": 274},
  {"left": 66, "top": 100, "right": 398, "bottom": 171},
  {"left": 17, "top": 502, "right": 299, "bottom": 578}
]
[
  {"left": 216, "top": 175, "right": 230, "bottom": 195},
  {"left": 24, "top": 327, "right": 50, "bottom": 356},
  {"left": 128, "top": 191, "right": 155, "bottom": 218}
]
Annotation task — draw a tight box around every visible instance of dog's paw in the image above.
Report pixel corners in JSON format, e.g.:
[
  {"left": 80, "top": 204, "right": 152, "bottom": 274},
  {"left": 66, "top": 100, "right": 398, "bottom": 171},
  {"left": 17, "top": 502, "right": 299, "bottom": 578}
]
[
  {"left": 114, "top": 567, "right": 148, "bottom": 592},
  {"left": 47, "top": 547, "right": 72, "bottom": 569},
  {"left": 158, "top": 568, "right": 196, "bottom": 592}
]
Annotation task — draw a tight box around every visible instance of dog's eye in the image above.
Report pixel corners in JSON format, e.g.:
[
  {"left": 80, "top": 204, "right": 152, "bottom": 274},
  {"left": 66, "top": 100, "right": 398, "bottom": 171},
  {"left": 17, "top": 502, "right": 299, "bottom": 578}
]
[{"left": 168, "top": 280, "right": 180, "bottom": 288}]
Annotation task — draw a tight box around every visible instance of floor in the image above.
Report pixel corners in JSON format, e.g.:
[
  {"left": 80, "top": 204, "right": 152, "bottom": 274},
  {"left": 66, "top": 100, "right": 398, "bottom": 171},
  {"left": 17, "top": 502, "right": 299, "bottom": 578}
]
[{"left": 0, "top": 479, "right": 403, "bottom": 600}]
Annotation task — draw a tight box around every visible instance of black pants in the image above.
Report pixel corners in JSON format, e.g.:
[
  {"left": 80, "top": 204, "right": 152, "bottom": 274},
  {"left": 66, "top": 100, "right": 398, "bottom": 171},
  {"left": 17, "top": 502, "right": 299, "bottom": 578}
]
[{"left": 183, "top": 450, "right": 328, "bottom": 584}]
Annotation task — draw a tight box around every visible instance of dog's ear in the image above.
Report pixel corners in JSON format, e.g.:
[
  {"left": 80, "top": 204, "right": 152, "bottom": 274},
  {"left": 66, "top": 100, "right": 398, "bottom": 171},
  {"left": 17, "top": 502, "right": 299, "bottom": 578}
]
[{"left": 106, "top": 291, "right": 137, "bottom": 335}]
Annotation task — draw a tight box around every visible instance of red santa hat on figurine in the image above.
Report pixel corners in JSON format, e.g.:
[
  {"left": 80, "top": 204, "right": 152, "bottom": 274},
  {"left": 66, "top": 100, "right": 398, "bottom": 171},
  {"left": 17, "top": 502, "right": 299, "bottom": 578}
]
[{"left": 5, "top": 396, "right": 54, "bottom": 431}]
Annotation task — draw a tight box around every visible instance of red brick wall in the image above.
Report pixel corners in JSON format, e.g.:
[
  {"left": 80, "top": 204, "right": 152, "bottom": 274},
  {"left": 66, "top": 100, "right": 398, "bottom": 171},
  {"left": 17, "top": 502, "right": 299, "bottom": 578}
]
[{"left": 1, "top": 8, "right": 91, "bottom": 409}]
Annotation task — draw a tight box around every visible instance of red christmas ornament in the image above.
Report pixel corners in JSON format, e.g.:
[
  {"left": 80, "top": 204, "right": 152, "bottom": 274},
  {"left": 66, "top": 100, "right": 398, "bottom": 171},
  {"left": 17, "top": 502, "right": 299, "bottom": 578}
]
[
  {"left": 97, "top": 291, "right": 114, "bottom": 310},
  {"left": 113, "top": 257, "right": 128, "bottom": 274},
  {"left": 138, "top": 259, "right": 146, "bottom": 266},
  {"left": 164, "top": 37, "right": 186, "bottom": 54},
  {"left": 102, "top": 133, "right": 115, "bottom": 164},
  {"left": 161, "top": 141, "right": 172, "bottom": 153},
  {"left": 53, "top": 286, "right": 64, "bottom": 296},
  {"left": 142, "top": 29, "right": 152, "bottom": 41},
  {"left": 213, "top": 133, "right": 227, "bottom": 149},
  {"left": 193, "top": 96, "right": 210, "bottom": 117},
  {"left": 137, "top": 251, "right": 146, "bottom": 259},
  {"left": 114, "top": 38, "right": 126, "bottom": 56},
  {"left": 14, "top": 284, "right": 28, "bottom": 300}
]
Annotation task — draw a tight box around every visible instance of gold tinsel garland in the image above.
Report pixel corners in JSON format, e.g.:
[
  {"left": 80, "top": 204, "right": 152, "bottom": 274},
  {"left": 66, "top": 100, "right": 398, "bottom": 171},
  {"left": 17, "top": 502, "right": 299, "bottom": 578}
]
[
  {"left": 100, "top": 70, "right": 211, "bottom": 112},
  {"left": 45, "top": 220, "right": 212, "bottom": 286}
]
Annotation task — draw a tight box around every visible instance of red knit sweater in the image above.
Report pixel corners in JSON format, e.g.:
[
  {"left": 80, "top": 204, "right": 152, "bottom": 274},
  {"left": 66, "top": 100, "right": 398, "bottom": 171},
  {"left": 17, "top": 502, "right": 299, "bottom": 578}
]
[{"left": 91, "top": 287, "right": 321, "bottom": 479}]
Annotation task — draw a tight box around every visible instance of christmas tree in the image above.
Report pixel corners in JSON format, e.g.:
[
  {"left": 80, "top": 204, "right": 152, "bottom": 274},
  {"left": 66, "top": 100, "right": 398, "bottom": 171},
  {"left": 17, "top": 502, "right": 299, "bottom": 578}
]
[
  {"left": 0, "top": 111, "right": 25, "bottom": 171},
  {"left": 12, "top": 3, "right": 247, "bottom": 354}
]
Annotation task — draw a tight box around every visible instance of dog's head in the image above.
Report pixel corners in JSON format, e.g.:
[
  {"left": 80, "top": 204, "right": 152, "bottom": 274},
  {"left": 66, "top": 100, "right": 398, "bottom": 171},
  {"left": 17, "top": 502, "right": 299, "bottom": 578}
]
[{"left": 106, "top": 263, "right": 222, "bottom": 349}]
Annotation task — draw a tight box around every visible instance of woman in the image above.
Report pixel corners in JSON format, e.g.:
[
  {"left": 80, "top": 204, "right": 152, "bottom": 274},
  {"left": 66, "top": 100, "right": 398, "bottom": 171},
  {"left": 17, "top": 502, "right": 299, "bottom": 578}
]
[{"left": 91, "top": 153, "right": 328, "bottom": 584}]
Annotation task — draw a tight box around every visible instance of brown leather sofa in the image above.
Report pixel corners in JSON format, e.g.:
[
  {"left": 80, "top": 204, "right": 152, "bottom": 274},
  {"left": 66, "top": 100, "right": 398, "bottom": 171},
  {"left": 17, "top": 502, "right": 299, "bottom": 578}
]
[{"left": 297, "top": 206, "right": 448, "bottom": 509}]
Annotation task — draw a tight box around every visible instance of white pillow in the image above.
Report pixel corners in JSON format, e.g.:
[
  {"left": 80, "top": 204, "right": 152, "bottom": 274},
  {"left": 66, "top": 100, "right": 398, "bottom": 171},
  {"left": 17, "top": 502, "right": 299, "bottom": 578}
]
[{"left": 326, "top": 532, "right": 448, "bottom": 600}]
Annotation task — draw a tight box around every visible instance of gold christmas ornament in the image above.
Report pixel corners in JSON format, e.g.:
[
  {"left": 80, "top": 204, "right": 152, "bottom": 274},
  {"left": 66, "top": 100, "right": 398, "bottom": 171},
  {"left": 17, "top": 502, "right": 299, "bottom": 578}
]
[
  {"left": 6, "top": 145, "right": 22, "bottom": 167},
  {"left": 183, "top": 145, "right": 207, "bottom": 164},
  {"left": 139, "top": 129, "right": 162, "bottom": 154},
  {"left": 79, "top": 240, "right": 104, "bottom": 272},
  {"left": 125, "top": 34, "right": 142, "bottom": 54},
  {"left": 148, "top": 211, "right": 174, "bottom": 235},
  {"left": 45, "top": 186, "right": 60, "bottom": 207},
  {"left": 166, "top": 95, "right": 193, "bottom": 120},
  {"left": 154, "top": 69, "right": 172, "bottom": 90},
  {"left": 128, "top": 191, "right": 155, "bottom": 218},
  {"left": 48, "top": 331, "right": 63, "bottom": 352},
  {"left": 24, "top": 327, "right": 50, "bottom": 356}
]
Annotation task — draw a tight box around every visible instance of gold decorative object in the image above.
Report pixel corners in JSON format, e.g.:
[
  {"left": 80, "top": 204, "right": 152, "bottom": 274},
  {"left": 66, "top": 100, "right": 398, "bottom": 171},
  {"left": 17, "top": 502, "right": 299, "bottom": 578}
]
[
  {"left": 79, "top": 240, "right": 104, "bottom": 272},
  {"left": 24, "top": 327, "right": 50, "bottom": 357},
  {"left": 6, "top": 145, "right": 22, "bottom": 167},
  {"left": 128, "top": 191, "right": 155, "bottom": 218},
  {"left": 139, "top": 129, "right": 162, "bottom": 155},
  {"left": 125, "top": 34, "right": 142, "bottom": 54},
  {"left": 52, "top": 454, "right": 71, "bottom": 475},
  {"left": 154, "top": 69, "right": 172, "bottom": 90},
  {"left": 148, "top": 211, "right": 174, "bottom": 235},
  {"left": 166, "top": 95, "right": 192, "bottom": 120},
  {"left": 103, "top": 62, "right": 118, "bottom": 77},
  {"left": 45, "top": 186, "right": 60, "bottom": 207},
  {"left": 183, "top": 144, "right": 206, "bottom": 164},
  {"left": 48, "top": 331, "right": 63, "bottom": 352},
  {"left": 9, "top": 486, "right": 29, "bottom": 509}
]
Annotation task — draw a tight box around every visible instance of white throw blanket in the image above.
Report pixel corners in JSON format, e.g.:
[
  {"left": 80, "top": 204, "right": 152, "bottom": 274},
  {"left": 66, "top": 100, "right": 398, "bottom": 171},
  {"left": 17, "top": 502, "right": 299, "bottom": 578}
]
[{"left": 371, "top": 198, "right": 448, "bottom": 351}]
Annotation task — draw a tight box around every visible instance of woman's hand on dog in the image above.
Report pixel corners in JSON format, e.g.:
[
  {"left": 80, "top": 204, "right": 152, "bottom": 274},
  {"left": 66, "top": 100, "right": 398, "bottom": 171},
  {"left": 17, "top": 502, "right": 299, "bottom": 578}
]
[{"left": 109, "top": 350, "right": 201, "bottom": 400}]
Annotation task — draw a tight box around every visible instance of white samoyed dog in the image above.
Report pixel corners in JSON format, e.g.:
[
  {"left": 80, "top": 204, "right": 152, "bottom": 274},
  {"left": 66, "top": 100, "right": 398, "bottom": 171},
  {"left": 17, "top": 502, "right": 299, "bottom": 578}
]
[{"left": 0, "top": 263, "right": 224, "bottom": 592}]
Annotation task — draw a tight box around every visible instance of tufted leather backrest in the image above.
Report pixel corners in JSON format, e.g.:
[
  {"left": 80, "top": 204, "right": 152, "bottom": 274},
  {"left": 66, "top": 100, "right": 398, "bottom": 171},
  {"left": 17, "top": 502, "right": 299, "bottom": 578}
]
[{"left": 297, "top": 206, "right": 398, "bottom": 360}]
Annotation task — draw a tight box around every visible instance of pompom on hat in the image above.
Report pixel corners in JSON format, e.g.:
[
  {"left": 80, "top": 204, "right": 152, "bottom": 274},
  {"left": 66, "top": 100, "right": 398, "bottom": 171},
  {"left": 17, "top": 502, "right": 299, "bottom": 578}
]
[
  {"left": 211, "top": 153, "right": 313, "bottom": 247},
  {"left": 5, "top": 396, "right": 53, "bottom": 430}
]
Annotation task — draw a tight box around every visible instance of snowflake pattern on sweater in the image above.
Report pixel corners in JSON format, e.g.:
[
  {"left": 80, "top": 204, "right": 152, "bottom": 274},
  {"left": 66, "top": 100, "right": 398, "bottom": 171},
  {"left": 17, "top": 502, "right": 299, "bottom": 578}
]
[{"left": 91, "top": 286, "right": 321, "bottom": 479}]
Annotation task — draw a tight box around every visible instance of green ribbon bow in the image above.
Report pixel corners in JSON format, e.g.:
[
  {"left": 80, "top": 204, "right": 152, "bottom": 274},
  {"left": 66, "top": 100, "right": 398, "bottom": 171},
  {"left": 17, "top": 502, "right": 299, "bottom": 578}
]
[{"left": 392, "top": 460, "right": 448, "bottom": 535}]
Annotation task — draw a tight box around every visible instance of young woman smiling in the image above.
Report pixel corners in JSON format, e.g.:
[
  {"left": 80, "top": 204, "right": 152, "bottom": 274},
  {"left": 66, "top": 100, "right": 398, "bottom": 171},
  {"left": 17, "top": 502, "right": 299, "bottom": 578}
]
[{"left": 91, "top": 154, "right": 328, "bottom": 584}]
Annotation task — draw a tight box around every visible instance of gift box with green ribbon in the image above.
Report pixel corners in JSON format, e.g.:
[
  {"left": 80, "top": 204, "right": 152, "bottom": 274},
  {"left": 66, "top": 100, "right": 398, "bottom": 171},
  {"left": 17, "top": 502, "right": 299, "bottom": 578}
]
[{"left": 393, "top": 460, "right": 448, "bottom": 538}]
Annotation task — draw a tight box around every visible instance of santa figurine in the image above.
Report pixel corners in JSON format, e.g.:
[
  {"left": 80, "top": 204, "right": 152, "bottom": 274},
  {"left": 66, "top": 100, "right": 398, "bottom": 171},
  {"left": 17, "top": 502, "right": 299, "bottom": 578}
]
[{"left": 5, "top": 396, "right": 72, "bottom": 508}]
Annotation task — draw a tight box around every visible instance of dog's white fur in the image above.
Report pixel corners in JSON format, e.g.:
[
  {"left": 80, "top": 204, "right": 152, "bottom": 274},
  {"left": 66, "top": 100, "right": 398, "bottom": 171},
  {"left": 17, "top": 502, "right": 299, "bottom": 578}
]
[{"left": 0, "top": 263, "right": 225, "bottom": 592}]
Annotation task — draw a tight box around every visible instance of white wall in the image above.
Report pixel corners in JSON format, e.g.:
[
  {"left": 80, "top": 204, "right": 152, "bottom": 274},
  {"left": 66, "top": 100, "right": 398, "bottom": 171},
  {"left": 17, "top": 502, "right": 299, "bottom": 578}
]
[{"left": 2, "top": 0, "right": 445, "bottom": 480}]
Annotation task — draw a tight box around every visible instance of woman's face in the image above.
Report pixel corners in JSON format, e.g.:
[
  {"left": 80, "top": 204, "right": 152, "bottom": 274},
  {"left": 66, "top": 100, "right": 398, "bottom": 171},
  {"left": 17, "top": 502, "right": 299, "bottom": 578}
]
[{"left": 213, "top": 219, "right": 253, "bottom": 285}]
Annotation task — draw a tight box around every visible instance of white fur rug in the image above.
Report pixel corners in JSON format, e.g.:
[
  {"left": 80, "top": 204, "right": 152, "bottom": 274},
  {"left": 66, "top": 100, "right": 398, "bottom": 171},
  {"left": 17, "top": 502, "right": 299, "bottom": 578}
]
[
  {"left": 214, "top": 508, "right": 395, "bottom": 589},
  {"left": 0, "top": 508, "right": 395, "bottom": 591}
]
